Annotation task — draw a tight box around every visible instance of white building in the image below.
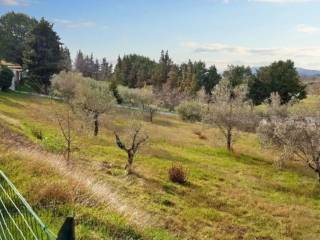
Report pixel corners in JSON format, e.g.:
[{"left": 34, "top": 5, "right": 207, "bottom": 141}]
[{"left": 0, "top": 60, "right": 23, "bottom": 91}]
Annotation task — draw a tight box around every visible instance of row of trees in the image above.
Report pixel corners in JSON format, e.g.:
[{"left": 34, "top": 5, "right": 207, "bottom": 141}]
[
  {"left": 113, "top": 51, "right": 306, "bottom": 105},
  {"left": 52, "top": 69, "right": 320, "bottom": 182},
  {"left": 174, "top": 73, "right": 320, "bottom": 182},
  {"left": 113, "top": 51, "right": 221, "bottom": 96},
  {"left": 74, "top": 51, "right": 112, "bottom": 81},
  {"left": 52, "top": 71, "right": 148, "bottom": 173},
  {"left": 0, "top": 12, "right": 72, "bottom": 93}
]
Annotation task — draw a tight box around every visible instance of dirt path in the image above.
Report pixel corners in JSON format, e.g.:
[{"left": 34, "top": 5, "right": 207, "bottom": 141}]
[{"left": 0, "top": 124, "right": 155, "bottom": 228}]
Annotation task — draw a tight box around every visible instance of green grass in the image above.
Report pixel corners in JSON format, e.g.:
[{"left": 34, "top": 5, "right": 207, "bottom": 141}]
[{"left": 0, "top": 91, "right": 320, "bottom": 239}]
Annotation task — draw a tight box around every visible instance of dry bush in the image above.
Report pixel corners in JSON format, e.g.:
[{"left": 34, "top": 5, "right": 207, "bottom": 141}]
[
  {"left": 168, "top": 164, "right": 187, "bottom": 184},
  {"left": 31, "top": 182, "right": 73, "bottom": 207},
  {"left": 193, "top": 130, "right": 207, "bottom": 140},
  {"left": 177, "top": 100, "right": 203, "bottom": 122},
  {"left": 31, "top": 179, "right": 91, "bottom": 208}
]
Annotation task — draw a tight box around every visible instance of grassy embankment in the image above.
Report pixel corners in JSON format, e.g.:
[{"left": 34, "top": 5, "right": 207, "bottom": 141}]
[{"left": 0, "top": 91, "right": 320, "bottom": 240}]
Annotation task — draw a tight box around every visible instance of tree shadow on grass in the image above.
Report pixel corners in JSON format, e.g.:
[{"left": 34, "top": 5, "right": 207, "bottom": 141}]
[{"left": 147, "top": 147, "right": 194, "bottom": 163}]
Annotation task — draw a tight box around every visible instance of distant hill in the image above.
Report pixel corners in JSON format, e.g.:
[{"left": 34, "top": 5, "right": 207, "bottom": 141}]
[
  {"left": 251, "top": 67, "right": 320, "bottom": 77},
  {"left": 296, "top": 68, "right": 320, "bottom": 78}
]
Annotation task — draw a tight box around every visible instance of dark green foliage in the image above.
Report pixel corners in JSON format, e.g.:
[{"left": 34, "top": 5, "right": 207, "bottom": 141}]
[
  {"left": 59, "top": 46, "right": 72, "bottom": 72},
  {"left": 99, "top": 57, "right": 113, "bottom": 80},
  {"left": 153, "top": 50, "right": 173, "bottom": 89},
  {"left": 166, "top": 64, "right": 179, "bottom": 88},
  {"left": 75, "top": 51, "right": 112, "bottom": 81},
  {"left": 31, "top": 127, "right": 43, "bottom": 140},
  {"left": 74, "top": 50, "right": 85, "bottom": 73},
  {"left": 248, "top": 60, "right": 306, "bottom": 104},
  {"left": 0, "top": 66, "right": 13, "bottom": 91},
  {"left": 109, "top": 81, "right": 123, "bottom": 104},
  {"left": 114, "top": 54, "right": 157, "bottom": 88},
  {"left": 223, "top": 65, "right": 253, "bottom": 87},
  {"left": 0, "top": 12, "right": 38, "bottom": 65},
  {"left": 201, "top": 65, "right": 221, "bottom": 96},
  {"left": 23, "top": 18, "right": 61, "bottom": 94}
]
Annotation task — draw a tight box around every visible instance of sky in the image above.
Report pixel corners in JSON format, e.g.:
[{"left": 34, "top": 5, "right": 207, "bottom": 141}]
[{"left": 1, "top": 0, "right": 320, "bottom": 71}]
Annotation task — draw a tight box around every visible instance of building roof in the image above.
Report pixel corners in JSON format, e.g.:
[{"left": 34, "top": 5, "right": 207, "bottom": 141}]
[{"left": 0, "top": 60, "right": 22, "bottom": 70}]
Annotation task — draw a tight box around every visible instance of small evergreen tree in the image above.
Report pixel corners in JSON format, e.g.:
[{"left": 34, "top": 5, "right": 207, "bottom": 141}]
[
  {"left": 75, "top": 50, "right": 85, "bottom": 73},
  {"left": 23, "top": 18, "right": 61, "bottom": 94},
  {"left": 59, "top": 46, "right": 72, "bottom": 71},
  {"left": 201, "top": 65, "right": 221, "bottom": 96},
  {"left": 0, "top": 66, "right": 14, "bottom": 91}
]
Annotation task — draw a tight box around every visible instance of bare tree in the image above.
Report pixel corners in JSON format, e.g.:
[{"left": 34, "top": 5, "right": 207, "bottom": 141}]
[
  {"left": 114, "top": 124, "right": 148, "bottom": 174},
  {"left": 54, "top": 107, "right": 74, "bottom": 165},
  {"left": 203, "top": 79, "right": 252, "bottom": 151},
  {"left": 72, "top": 80, "right": 114, "bottom": 136},
  {"left": 157, "top": 84, "right": 186, "bottom": 112}
]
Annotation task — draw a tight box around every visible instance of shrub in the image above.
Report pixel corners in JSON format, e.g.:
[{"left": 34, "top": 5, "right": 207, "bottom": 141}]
[
  {"left": 0, "top": 66, "right": 13, "bottom": 91},
  {"left": 31, "top": 127, "right": 43, "bottom": 140},
  {"left": 168, "top": 164, "right": 187, "bottom": 184},
  {"left": 109, "top": 81, "right": 123, "bottom": 104},
  {"left": 177, "top": 100, "right": 203, "bottom": 122},
  {"left": 193, "top": 130, "right": 207, "bottom": 140},
  {"left": 32, "top": 182, "right": 73, "bottom": 207}
]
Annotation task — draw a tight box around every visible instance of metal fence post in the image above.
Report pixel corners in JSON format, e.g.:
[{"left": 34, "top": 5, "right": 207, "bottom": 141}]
[{"left": 56, "top": 217, "right": 75, "bottom": 240}]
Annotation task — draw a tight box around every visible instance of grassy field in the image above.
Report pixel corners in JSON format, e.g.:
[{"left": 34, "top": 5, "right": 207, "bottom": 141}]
[{"left": 0, "top": 91, "right": 320, "bottom": 240}]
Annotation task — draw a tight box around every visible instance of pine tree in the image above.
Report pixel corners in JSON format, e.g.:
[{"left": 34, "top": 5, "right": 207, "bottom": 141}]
[
  {"left": 75, "top": 50, "right": 85, "bottom": 73},
  {"left": 167, "top": 64, "right": 179, "bottom": 88},
  {"left": 154, "top": 50, "right": 172, "bottom": 89},
  {"left": 99, "top": 57, "right": 112, "bottom": 80},
  {"left": 201, "top": 65, "right": 221, "bottom": 96},
  {"left": 59, "top": 46, "right": 72, "bottom": 71}
]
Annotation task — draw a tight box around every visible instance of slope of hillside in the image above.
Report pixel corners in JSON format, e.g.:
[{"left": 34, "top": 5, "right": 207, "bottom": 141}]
[{"left": 0, "top": 92, "right": 320, "bottom": 240}]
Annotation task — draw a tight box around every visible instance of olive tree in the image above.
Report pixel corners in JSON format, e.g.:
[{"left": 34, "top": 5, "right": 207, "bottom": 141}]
[
  {"left": 119, "top": 86, "right": 158, "bottom": 122},
  {"left": 203, "top": 79, "right": 252, "bottom": 151},
  {"left": 51, "top": 71, "right": 82, "bottom": 102},
  {"left": 136, "top": 87, "right": 158, "bottom": 122},
  {"left": 258, "top": 95, "right": 320, "bottom": 181},
  {"left": 73, "top": 79, "right": 114, "bottom": 136},
  {"left": 114, "top": 121, "right": 148, "bottom": 174},
  {"left": 156, "top": 84, "right": 186, "bottom": 112}
]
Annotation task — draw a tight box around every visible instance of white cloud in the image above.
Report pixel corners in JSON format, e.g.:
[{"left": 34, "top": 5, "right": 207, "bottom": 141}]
[
  {"left": 0, "top": 0, "right": 29, "bottom": 6},
  {"left": 297, "top": 24, "right": 319, "bottom": 33},
  {"left": 53, "top": 19, "right": 96, "bottom": 28},
  {"left": 181, "top": 41, "right": 320, "bottom": 69},
  {"left": 182, "top": 41, "right": 320, "bottom": 57}
]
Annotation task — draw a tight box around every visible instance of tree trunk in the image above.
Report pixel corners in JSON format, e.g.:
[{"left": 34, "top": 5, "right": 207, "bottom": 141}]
[
  {"left": 94, "top": 113, "right": 99, "bottom": 136},
  {"left": 149, "top": 110, "right": 153, "bottom": 122},
  {"left": 126, "top": 151, "right": 134, "bottom": 174},
  {"left": 227, "top": 128, "right": 232, "bottom": 151},
  {"left": 66, "top": 141, "right": 71, "bottom": 165},
  {"left": 44, "top": 83, "right": 49, "bottom": 95}
]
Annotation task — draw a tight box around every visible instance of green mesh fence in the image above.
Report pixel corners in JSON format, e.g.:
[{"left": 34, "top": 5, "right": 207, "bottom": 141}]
[{"left": 0, "top": 170, "right": 56, "bottom": 240}]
